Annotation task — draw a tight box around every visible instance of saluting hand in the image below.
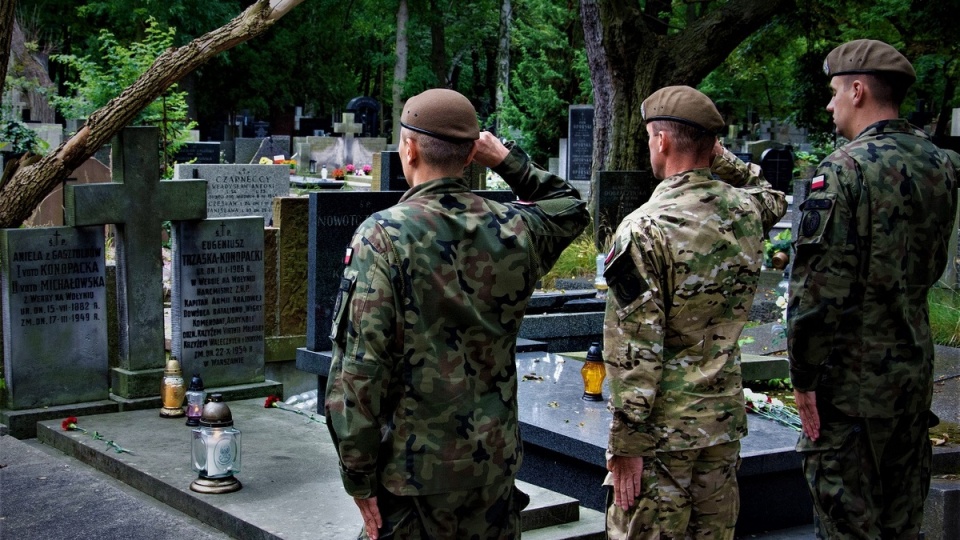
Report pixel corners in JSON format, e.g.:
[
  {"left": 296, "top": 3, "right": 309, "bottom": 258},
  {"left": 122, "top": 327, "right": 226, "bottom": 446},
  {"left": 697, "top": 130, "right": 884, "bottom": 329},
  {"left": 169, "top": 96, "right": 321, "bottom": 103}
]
[{"left": 473, "top": 131, "right": 510, "bottom": 168}]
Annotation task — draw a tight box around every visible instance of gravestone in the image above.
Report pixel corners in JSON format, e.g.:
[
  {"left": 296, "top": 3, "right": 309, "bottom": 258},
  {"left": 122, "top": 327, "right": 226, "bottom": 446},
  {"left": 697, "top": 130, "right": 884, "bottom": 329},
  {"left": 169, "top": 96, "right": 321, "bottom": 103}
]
[
  {"left": 252, "top": 121, "right": 270, "bottom": 138},
  {"left": 334, "top": 113, "right": 363, "bottom": 165},
  {"left": 65, "top": 127, "right": 207, "bottom": 400},
  {"left": 173, "top": 164, "right": 290, "bottom": 225},
  {"left": 745, "top": 139, "right": 779, "bottom": 164},
  {"left": 952, "top": 108, "right": 960, "bottom": 137},
  {"left": 760, "top": 147, "right": 794, "bottom": 193},
  {"left": 25, "top": 158, "right": 111, "bottom": 227},
  {"left": 371, "top": 151, "right": 407, "bottom": 191},
  {"left": 171, "top": 217, "right": 265, "bottom": 388},
  {"left": 173, "top": 142, "right": 221, "bottom": 165},
  {"left": 558, "top": 138, "right": 568, "bottom": 180},
  {"left": 234, "top": 137, "right": 266, "bottom": 165},
  {"left": 251, "top": 136, "right": 292, "bottom": 164},
  {"left": 567, "top": 106, "right": 594, "bottom": 182},
  {"left": 593, "top": 170, "right": 655, "bottom": 250},
  {"left": 304, "top": 136, "right": 343, "bottom": 171},
  {"left": 1, "top": 226, "right": 108, "bottom": 408},
  {"left": 346, "top": 96, "right": 380, "bottom": 137},
  {"left": 351, "top": 137, "right": 387, "bottom": 169}
]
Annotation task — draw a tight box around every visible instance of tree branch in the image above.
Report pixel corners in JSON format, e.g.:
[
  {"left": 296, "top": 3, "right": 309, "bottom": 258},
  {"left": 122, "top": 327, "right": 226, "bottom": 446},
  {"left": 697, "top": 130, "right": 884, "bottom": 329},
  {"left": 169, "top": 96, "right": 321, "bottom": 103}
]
[{"left": 0, "top": 0, "right": 305, "bottom": 229}]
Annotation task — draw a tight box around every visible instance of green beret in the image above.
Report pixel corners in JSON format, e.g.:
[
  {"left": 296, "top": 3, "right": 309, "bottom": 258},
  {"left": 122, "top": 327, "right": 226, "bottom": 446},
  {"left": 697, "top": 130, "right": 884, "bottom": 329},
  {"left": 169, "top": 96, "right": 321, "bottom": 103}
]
[
  {"left": 641, "top": 86, "right": 724, "bottom": 135},
  {"left": 401, "top": 89, "right": 479, "bottom": 143},
  {"left": 823, "top": 39, "right": 916, "bottom": 83}
]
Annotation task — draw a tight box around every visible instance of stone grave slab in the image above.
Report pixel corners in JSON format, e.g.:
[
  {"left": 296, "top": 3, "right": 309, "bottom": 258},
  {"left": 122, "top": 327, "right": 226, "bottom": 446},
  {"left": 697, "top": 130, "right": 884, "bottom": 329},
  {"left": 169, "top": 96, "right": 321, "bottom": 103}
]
[
  {"left": 334, "top": 113, "right": 363, "bottom": 164},
  {"left": 25, "top": 157, "right": 111, "bottom": 227},
  {"left": 593, "top": 170, "right": 655, "bottom": 250},
  {"left": 234, "top": 137, "right": 265, "bottom": 164},
  {"left": 567, "top": 105, "right": 594, "bottom": 182},
  {"left": 65, "top": 127, "right": 207, "bottom": 400},
  {"left": 173, "top": 142, "right": 221, "bottom": 165},
  {"left": 250, "top": 136, "right": 291, "bottom": 164},
  {"left": 371, "top": 151, "right": 407, "bottom": 191},
  {"left": 1, "top": 226, "right": 108, "bottom": 408},
  {"left": 760, "top": 147, "right": 794, "bottom": 193},
  {"left": 305, "top": 136, "right": 343, "bottom": 171},
  {"left": 172, "top": 217, "right": 265, "bottom": 388},
  {"left": 173, "top": 164, "right": 290, "bottom": 225},
  {"left": 350, "top": 137, "right": 387, "bottom": 169}
]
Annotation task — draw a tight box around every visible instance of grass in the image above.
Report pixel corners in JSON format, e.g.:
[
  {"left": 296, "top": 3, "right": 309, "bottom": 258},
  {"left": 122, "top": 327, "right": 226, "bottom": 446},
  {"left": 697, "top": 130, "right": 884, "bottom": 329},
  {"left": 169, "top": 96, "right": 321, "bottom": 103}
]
[
  {"left": 540, "top": 229, "right": 600, "bottom": 290},
  {"left": 930, "top": 286, "right": 960, "bottom": 347}
]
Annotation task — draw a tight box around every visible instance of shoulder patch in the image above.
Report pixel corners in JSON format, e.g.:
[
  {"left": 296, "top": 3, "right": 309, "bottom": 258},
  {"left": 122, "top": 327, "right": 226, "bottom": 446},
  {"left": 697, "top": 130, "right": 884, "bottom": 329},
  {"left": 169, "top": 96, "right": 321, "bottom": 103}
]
[
  {"left": 604, "top": 247, "right": 648, "bottom": 307},
  {"left": 811, "top": 175, "right": 825, "bottom": 190}
]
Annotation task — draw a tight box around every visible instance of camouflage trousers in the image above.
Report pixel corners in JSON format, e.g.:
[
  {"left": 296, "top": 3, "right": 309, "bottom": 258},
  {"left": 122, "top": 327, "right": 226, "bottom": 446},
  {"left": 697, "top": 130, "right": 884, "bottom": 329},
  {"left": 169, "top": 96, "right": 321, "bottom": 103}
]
[
  {"left": 358, "top": 481, "right": 528, "bottom": 540},
  {"left": 605, "top": 441, "right": 741, "bottom": 540},
  {"left": 798, "top": 410, "right": 934, "bottom": 540}
]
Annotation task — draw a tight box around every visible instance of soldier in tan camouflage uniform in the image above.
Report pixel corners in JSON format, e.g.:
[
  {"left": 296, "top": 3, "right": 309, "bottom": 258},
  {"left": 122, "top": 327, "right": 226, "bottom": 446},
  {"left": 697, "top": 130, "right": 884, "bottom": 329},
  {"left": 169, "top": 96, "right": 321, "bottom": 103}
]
[
  {"left": 602, "top": 86, "right": 787, "bottom": 539},
  {"left": 788, "top": 39, "right": 958, "bottom": 539},
  {"left": 324, "top": 88, "right": 589, "bottom": 540}
]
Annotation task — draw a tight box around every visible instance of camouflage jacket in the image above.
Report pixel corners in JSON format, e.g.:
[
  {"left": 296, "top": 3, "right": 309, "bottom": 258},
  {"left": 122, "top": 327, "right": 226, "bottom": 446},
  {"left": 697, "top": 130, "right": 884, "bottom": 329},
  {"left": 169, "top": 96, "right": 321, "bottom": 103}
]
[
  {"left": 325, "top": 145, "right": 589, "bottom": 498},
  {"left": 603, "top": 150, "right": 786, "bottom": 457},
  {"left": 788, "top": 119, "right": 958, "bottom": 418}
]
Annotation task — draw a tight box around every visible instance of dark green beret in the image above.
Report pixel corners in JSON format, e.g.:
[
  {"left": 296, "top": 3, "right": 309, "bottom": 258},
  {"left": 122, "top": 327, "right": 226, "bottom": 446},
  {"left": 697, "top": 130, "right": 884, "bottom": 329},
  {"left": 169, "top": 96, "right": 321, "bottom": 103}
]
[
  {"left": 641, "top": 86, "right": 724, "bottom": 135},
  {"left": 401, "top": 89, "right": 479, "bottom": 143},
  {"left": 823, "top": 39, "right": 916, "bottom": 83}
]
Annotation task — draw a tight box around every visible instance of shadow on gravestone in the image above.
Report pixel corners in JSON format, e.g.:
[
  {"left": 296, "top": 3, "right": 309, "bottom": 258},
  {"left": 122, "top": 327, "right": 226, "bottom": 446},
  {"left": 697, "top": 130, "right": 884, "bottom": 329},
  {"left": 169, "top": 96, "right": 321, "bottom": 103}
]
[
  {"left": 1, "top": 226, "right": 109, "bottom": 409},
  {"left": 172, "top": 164, "right": 291, "bottom": 226}
]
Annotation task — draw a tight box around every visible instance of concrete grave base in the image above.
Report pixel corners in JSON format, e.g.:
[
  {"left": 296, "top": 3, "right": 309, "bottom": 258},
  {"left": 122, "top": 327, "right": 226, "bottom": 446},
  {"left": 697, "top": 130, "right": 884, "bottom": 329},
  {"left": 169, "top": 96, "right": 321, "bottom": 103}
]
[
  {"left": 110, "top": 380, "right": 283, "bottom": 413},
  {"left": 0, "top": 399, "right": 119, "bottom": 439}
]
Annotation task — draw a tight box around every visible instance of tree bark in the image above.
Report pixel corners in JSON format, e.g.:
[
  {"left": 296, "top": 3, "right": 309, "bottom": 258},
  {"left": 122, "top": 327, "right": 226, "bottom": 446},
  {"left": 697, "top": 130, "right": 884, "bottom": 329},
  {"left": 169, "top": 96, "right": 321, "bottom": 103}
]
[
  {"left": 10, "top": 19, "right": 57, "bottom": 123},
  {"left": 0, "top": 0, "right": 15, "bottom": 90},
  {"left": 0, "top": 0, "right": 305, "bottom": 229},
  {"left": 391, "top": 0, "right": 409, "bottom": 144},
  {"left": 494, "top": 0, "right": 512, "bottom": 132},
  {"left": 581, "top": 0, "right": 793, "bottom": 176}
]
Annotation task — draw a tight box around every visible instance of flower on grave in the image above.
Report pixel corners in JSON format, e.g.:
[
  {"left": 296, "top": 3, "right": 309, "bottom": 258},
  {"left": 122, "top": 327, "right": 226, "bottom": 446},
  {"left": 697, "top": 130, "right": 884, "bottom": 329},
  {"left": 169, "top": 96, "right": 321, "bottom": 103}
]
[
  {"left": 263, "top": 395, "right": 325, "bottom": 425},
  {"left": 332, "top": 167, "right": 346, "bottom": 180},
  {"left": 345, "top": 164, "right": 356, "bottom": 174},
  {"left": 60, "top": 417, "right": 134, "bottom": 454},
  {"left": 742, "top": 388, "right": 801, "bottom": 432},
  {"left": 362, "top": 164, "right": 372, "bottom": 175}
]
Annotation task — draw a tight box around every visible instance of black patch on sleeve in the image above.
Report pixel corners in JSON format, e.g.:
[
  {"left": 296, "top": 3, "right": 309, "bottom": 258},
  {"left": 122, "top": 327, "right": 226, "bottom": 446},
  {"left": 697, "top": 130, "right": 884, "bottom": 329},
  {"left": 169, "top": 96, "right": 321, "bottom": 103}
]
[
  {"left": 605, "top": 250, "right": 648, "bottom": 307},
  {"left": 801, "top": 212, "right": 821, "bottom": 237}
]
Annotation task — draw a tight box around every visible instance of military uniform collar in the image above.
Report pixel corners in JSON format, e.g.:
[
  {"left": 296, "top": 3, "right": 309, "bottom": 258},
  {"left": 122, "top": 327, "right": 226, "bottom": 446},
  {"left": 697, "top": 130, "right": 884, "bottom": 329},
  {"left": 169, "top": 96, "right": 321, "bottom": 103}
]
[
  {"left": 400, "top": 176, "right": 470, "bottom": 202},
  {"left": 652, "top": 167, "right": 715, "bottom": 197},
  {"left": 856, "top": 118, "right": 928, "bottom": 141}
]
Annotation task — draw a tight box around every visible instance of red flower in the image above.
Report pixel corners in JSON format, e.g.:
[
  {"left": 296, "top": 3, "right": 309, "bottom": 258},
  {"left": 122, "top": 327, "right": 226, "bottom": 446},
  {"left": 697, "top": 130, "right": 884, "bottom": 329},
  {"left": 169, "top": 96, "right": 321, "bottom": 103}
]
[
  {"left": 62, "top": 416, "right": 79, "bottom": 431},
  {"left": 264, "top": 395, "right": 281, "bottom": 408}
]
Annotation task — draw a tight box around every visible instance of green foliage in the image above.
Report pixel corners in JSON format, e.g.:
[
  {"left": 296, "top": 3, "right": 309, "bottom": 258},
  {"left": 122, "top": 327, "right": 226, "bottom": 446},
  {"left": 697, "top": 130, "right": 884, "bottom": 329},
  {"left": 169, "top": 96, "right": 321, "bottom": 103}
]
[
  {"left": 763, "top": 229, "right": 792, "bottom": 269},
  {"left": 0, "top": 120, "right": 47, "bottom": 154},
  {"left": 930, "top": 287, "right": 960, "bottom": 347},
  {"left": 50, "top": 17, "right": 196, "bottom": 173},
  {"left": 540, "top": 227, "right": 599, "bottom": 290}
]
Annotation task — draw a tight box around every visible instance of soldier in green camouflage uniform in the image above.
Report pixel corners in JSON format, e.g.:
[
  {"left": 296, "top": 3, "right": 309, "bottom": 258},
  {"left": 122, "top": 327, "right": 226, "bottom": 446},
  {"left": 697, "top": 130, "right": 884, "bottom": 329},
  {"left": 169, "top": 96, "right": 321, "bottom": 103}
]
[
  {"left": 602, "top": 86, "right": 787, "bottom": 540},
  {"left": 324, "top": 88, "right": 589, "bottom": 540},
  {"left": 788, "top": 40, "right": 958, "bottom": 539}
]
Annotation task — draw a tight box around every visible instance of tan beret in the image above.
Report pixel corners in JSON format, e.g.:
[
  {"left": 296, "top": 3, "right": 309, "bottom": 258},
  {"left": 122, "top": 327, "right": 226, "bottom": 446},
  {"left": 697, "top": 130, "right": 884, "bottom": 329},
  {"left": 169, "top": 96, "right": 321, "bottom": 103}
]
[
  {"left": 641, "top": 86, "right": 724, "bottom": 135},
  {"left": 823, "top": 39, "right": 916, "bottom": 83},
  {"left": 401, "top": 89, "right": 479, "bottom": 142}
]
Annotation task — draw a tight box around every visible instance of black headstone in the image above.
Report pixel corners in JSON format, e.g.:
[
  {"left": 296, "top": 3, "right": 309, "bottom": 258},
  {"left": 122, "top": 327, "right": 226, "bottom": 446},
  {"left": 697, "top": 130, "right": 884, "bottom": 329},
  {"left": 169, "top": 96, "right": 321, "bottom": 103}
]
[
  {"left": 378, "top": 151, "right": 408, "bottom": 191},
  {"left": 593, "top": 170, "right": 655, "bottom": 250},
  {"left": 567, "top": 106, "right": 594, "bottom": 182},
  {"left": 760, "top": 147, "right": 794, "bottom": 193}
]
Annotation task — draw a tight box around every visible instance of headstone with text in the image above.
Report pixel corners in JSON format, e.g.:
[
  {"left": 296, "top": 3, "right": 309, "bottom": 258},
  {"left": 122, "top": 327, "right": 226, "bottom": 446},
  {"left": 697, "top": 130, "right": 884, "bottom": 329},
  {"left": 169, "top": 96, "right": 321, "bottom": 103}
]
[
  {"left": 172, "top": 217, "right": 265, "bottom": 388},
  {"left": 593, "top": 170, "right": 655, "bottom": 250},
  {"left": 567, "top": 106, "right": 594, "bottom": 182},
  {"left": 173, "top": 164, "right": 290, "bottom": 225},
  {"left": 65, "top": 127, "right": 207, "bottom": 399},
  {"left": 173, "top": 142, "right": 221, "bottom": 165},
  {"left": 1, "top": 226, "right": 108, "bottom": 408}
]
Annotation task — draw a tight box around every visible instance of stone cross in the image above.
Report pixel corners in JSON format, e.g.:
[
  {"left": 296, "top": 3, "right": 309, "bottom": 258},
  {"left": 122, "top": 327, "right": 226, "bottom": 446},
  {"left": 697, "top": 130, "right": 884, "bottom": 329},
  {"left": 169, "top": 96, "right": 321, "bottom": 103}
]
[
  {"left": 65, "top": 127, "right": 207, "bottom": 401},
  {"left": 334, "top": 113, "right": 363, "bottom": 166}
]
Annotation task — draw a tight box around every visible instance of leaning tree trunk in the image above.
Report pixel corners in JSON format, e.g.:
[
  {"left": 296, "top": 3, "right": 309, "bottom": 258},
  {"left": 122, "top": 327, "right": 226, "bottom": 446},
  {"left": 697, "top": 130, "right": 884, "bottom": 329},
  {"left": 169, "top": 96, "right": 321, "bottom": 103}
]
[{"left": 0, "top": 0, "right": 305, "bottom": 229}]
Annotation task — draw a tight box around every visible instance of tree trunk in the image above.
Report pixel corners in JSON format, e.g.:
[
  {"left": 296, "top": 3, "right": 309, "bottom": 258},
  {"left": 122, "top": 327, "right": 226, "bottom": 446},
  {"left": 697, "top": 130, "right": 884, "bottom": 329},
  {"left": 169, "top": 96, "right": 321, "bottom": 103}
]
[
  {"left": 10, "top": 19, "right": 57, "bottom": 123},
  {"left": 0, "top": 0, "right": 305, "bottom": 229},
  {"left": 392, "top": 0, "right": 409, "bottom": 144},
  {"left": 494, "top": 0, "right": 512, "bottom": 132},
  {"left": 0, "top": 0, "right": 14, "bottom": 90},
  {"left": 581, "top": 0, "right": 793, "bottom": 176},
  {"left": 429, "top": 0, "right": 447, "bottom": 87}
]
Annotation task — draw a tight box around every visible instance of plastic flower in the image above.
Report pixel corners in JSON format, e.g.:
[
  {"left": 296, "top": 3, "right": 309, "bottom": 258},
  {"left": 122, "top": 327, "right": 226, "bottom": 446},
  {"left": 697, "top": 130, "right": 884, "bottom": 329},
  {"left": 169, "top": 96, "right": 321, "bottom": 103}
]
[
  {"left": 345, "top": 164, "right": 356, "bottom": 174},
  {"left": 362, "top": 164, "right": 372, "bottom": 175},
  {"left": 60, "top": 417, "right": 134, "bottom": 454},
  {"left": 332, "top": 168, "right": 345, "bottom": 180},
  {"left": 742, "top": 388, "right": 801, "bottom": 431},
  {"left": 263, "top": 395, "right": 325, "bottom": 425}
]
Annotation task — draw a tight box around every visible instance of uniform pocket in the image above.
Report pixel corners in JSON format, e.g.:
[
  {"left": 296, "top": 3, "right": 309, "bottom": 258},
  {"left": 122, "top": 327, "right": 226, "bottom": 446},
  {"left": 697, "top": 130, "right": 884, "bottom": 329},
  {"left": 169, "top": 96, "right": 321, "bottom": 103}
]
[{"left": 330, "top": 274, "right": 356, "bottom": 344}]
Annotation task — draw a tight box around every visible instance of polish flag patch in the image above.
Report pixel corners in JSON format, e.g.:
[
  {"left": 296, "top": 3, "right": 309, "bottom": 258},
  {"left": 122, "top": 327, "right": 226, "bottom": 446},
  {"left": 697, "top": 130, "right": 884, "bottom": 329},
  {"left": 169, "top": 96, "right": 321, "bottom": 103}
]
[
  {"left": 344, "top": 247, "right": 353, "bottom": 265},
  {"left": 811, "top": 175, "right": 826, "bottom": 190}
]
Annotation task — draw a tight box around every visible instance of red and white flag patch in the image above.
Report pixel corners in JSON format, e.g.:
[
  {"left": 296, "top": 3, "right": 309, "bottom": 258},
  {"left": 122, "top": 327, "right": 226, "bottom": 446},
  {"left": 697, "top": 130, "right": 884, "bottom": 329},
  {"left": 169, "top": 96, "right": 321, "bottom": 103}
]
[
  {"left": 811, "top": 175, "right": 825, "bottom": 190},
  {"left": 344, "top": 247, "right": 353, "bottom": 265}
]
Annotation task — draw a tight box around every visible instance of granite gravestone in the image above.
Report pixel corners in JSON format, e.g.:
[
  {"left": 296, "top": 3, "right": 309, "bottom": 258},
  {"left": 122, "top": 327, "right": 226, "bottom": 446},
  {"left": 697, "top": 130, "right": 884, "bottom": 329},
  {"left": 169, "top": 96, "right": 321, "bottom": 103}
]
[
  {"left": 333, "top": 113, "right": 363, "bottom": 165},
  {"left": 760, "top": 147, "right": 794, "bottom": 193},
  {"left": 173, "top": 164, "right": 290, "bottom": 225},
  {"left": 351, "top": 137, "right": 387, "bottom": 169},
  {"left": 65, "top": 127, "right": 207, "bottom": 400},
  {"left": 173, "top": 142, "right": 221, "bottom": 165},
  {"left": 234, "top": 137, "right": 266, "bottom": 165},
  {"left": 567, "top": 105, "right": 594, "bottom": 182},
  {"left": 172, "top": 217, "right": 265, "bottom": 388},
  {"left": 370, "top": 151, "right": 408, "bottom": 191},
  {"left": 304, "top": 137, "right": 343, "bottom": 172},
  {"left": 593, "top": 170, "right": 655, "bottom": 250},
  {"left": 0, "top": 226, "right": 108, "bottom": 408},
  {"left": 251, "top": 136, "right": 292, "bottom": 164}
]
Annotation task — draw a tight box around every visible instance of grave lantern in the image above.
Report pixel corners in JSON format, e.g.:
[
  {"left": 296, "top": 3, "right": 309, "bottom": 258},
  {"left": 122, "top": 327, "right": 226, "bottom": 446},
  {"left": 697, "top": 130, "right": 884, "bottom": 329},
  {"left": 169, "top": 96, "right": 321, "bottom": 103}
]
[
  {"left": 580, "top": 342, "right": 606, "bottom": 401},
  {"left": 184, "top": 374, "right": 206, "bottom": 427},
  {"left": 190, "top": 393, "right": 242, "bottom": 494},
  {"left": 160, "top": 358, "right": 186, "bottom": 418},
  {"left": 309, "top": 159, "right": 317, "bottom": 174}
]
